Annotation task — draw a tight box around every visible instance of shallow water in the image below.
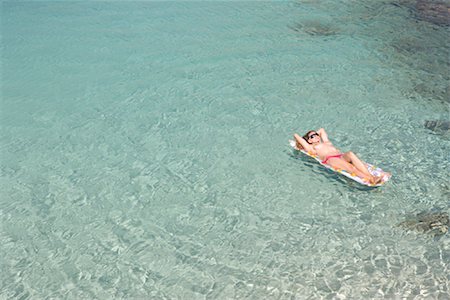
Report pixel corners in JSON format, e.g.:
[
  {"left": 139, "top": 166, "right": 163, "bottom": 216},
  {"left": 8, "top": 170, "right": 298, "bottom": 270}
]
[{"left": 1, "top": 1, "right": 449, "bottom": 299}]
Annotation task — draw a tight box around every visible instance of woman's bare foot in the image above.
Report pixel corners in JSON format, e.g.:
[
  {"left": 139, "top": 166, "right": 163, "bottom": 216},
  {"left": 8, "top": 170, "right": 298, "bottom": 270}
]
[{"left": 370, "top": 175, "right": 383, "bottom": 185}]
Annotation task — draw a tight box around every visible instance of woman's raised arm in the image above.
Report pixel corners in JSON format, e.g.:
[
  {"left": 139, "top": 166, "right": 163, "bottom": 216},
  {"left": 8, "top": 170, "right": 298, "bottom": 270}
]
[
  {"left": 294, "top": 133, "right": 314, "bottom": 152},
  {"left": 317, "top": 128, "right": 330, "bottom": 143}
]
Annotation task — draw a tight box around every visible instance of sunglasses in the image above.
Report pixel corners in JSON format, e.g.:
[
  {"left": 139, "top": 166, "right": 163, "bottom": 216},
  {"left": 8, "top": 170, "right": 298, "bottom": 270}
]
[{"left": 308, "top": 133, "right": 319, "bottom": 139}]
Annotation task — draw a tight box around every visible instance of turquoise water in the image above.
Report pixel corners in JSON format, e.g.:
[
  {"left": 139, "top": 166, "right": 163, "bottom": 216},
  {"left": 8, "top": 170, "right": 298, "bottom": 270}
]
[{"left": 1, "top": 1, "right": 449, "bottom": 298}]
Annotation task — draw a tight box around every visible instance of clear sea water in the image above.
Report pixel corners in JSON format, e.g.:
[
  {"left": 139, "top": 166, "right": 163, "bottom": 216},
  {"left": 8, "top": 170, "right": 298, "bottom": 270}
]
[{"left": 1, "top": 1, "right": 449, "bottom": 299}]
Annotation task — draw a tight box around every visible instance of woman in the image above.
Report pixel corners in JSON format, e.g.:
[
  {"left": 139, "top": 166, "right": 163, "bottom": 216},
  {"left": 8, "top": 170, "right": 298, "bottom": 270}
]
[{"left": 294, "top": 128, "right": 383, "bottom": 184}]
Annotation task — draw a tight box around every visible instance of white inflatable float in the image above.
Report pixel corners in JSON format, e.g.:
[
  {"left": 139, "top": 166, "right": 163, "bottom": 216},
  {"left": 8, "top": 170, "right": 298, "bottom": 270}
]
[{"left": 289, "top": 140, "right": 391, "bottom": 187}]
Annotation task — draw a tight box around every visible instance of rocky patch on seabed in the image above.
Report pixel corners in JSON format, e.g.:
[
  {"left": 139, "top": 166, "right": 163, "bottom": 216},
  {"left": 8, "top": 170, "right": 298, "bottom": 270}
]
[
  {"left": 397, "top": 0, "right": 450, "bottom": 26},
  {"left": 388, "top": 1, "right": 450, "bottom": 104},
  {"left": 415, "top": 0, "right": 450, "bottom": 26},
  {"left": 424, "top": 120, "right": 450, "bottom": 133},
  {"left": 289, "top": 21, "right": 339, "bottom": 37},
  {"left": 397, "top": 211, "right": 449, "bottom": 236}
]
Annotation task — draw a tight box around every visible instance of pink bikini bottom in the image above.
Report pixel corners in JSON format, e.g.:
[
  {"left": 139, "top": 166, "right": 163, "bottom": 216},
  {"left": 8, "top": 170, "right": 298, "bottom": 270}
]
[{"left": 322, "top": 154, "right": 344, "bottom": 164}]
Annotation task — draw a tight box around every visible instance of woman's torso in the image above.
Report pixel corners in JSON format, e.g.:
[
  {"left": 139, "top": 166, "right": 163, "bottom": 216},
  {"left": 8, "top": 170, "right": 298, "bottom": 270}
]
[{"left": 313, "top": 142, "right": 341, "bottom": 160}]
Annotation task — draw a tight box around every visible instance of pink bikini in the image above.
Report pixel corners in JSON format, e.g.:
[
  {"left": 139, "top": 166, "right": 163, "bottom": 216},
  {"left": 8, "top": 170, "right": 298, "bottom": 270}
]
[{"left": 322, "top": 154, "right": 344, "bottom": 164}]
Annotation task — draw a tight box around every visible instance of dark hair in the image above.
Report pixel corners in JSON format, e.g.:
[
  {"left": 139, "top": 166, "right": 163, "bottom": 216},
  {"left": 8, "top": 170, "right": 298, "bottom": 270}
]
[{"left": 302, "top": 130, "right": 316, "bottom": 144}]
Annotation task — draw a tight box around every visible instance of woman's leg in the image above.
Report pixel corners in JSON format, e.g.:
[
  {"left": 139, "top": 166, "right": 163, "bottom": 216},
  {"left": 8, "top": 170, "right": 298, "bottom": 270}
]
[
  {"left": 325, "top": 158, "right": 371, "bottom": 180},
  {"left": 326, "top": 157, "right": 382, "bottom": 184},
  {"left": 342, "top": 151, "right": 371, "bottom": 177}
]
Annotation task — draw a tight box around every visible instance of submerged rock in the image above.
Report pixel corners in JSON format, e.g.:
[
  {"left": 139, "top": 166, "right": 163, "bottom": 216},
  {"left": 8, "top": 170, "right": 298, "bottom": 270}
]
[
  {"left": 424, "top": 120, "right": 450, "bottom": 132},
  {"left": 398, "top": 211, "right": 449, "bottom": 236},
  {"left": 415, "top": 0, "right": 450, "bottom": 26},
  {"left": 290, "top": 21, "right": 339, "bottom": 36}
]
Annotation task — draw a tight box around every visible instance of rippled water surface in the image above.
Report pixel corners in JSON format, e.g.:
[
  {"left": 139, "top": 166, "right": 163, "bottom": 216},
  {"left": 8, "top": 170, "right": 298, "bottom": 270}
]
[{"left": 1, "top": 1, "right": 449, "bottom": 299}]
